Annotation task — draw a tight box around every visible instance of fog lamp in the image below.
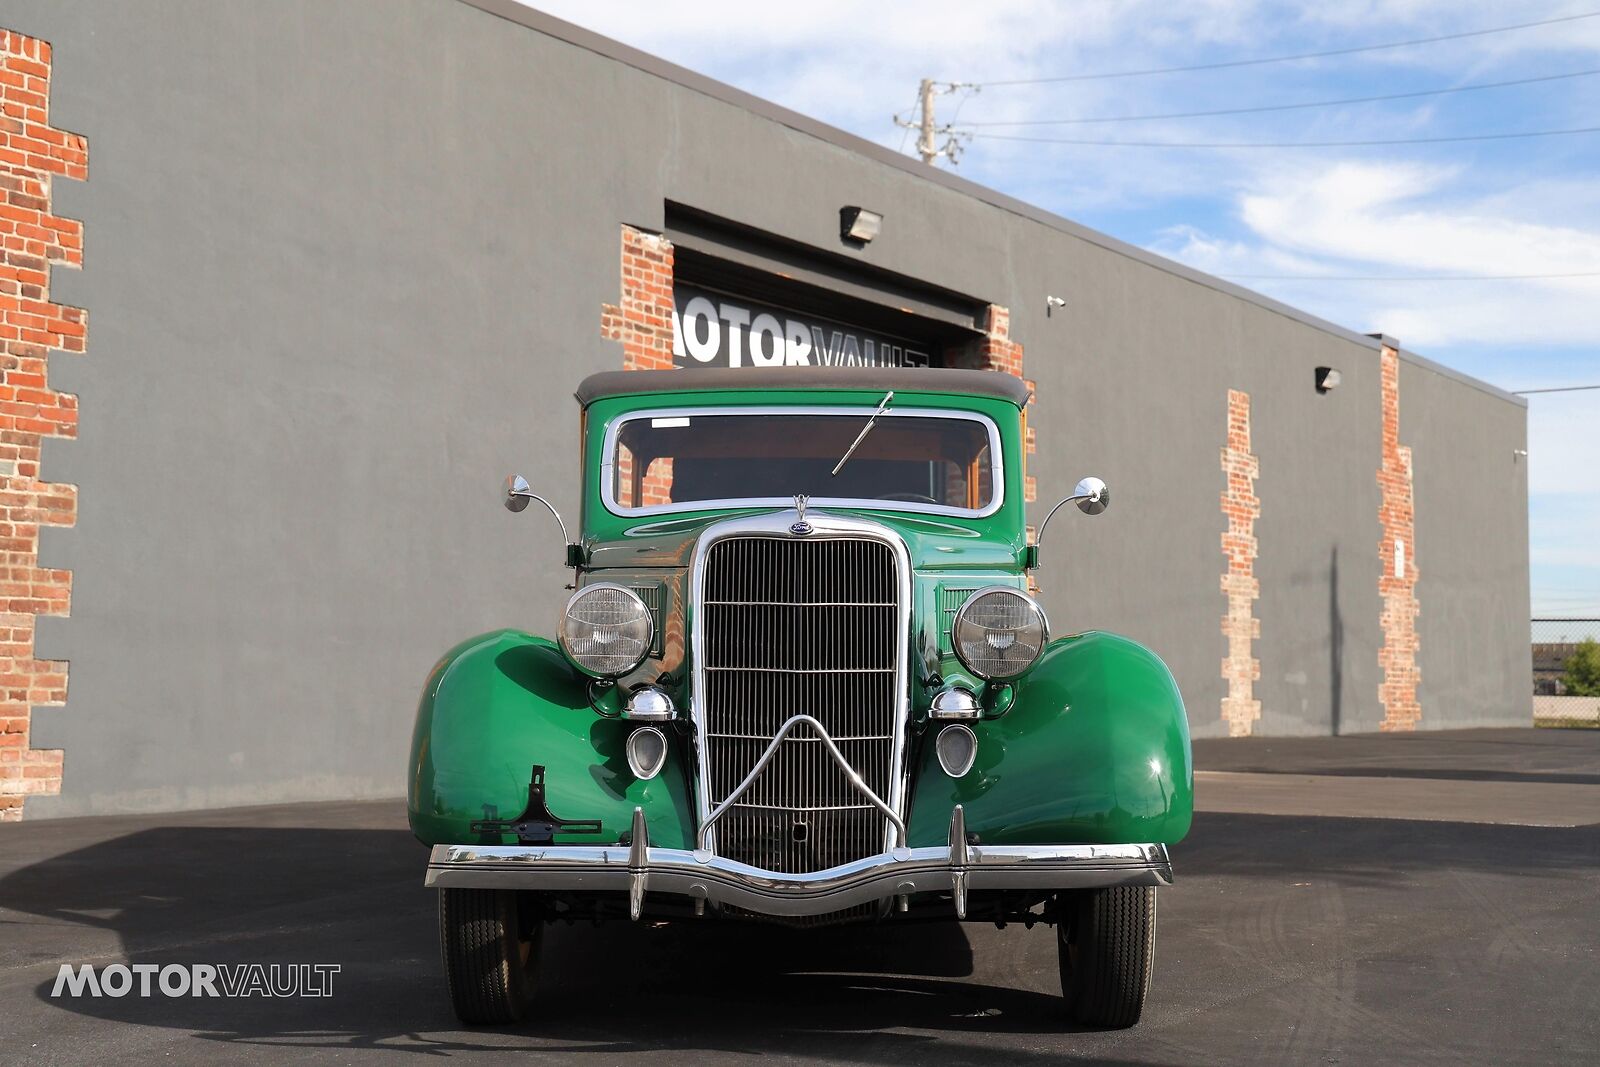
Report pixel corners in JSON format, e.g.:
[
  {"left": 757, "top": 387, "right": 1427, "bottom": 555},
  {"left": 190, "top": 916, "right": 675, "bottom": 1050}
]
[
  {"left": 936, "top": 724, "right": 978, "bottom": 778},
  {"left": 626, "top": 726, "right": 669, "bottom": 780}
]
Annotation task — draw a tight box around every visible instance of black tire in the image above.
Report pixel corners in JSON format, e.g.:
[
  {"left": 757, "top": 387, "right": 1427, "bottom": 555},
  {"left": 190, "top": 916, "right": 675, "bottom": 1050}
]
[
  {"left": 438, "top": 888, "right": 542, "bottom": 1025},
  {"left": 1057, "top": 885, "right": 1157, "bottom": 1029}
]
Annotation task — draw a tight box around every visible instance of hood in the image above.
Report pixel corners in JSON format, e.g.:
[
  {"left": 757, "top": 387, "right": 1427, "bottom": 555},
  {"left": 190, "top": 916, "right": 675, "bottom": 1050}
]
[{"left": 585, "top": 505, "right": 1024, "bottom": 573}]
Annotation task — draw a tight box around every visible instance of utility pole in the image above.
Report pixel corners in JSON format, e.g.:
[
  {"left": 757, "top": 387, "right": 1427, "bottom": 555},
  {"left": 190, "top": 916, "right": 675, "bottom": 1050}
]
[
  {"left": 916, "top": 78, "right": 937, "bottom": 164},
  {"left": 895, "top": 79, "right": 972, "bottom": 166}
]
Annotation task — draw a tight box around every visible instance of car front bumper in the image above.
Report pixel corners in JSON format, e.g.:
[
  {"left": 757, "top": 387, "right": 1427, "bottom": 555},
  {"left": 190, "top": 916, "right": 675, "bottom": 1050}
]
[{"left": 425, "top": 806, "right": 1173, "bottom": 919}]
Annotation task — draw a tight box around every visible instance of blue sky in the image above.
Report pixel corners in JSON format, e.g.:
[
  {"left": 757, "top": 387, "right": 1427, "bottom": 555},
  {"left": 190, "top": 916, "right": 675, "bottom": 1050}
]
[{"left": 530, "top": 0, "right": 1600, "bottom": 616}]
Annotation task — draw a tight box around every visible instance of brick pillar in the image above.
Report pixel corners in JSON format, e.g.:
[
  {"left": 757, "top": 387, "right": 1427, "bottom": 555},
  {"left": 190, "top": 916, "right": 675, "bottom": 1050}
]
[
  {"left": 978, "top": 305, "right": 1038, "bottom": 591},
  {"left": 1219, "top": 390, "right": 1261, "bottom": 737},
  {"left": 978, "top": 305, "right": 1036, "bottom": 506},
  {"left": 600, "top": 225, "right": 676, "bottom": 506},
  {"left": 0, "top": 29, "right": 87, "bottom": 820},
  {"left": 1377, "top": 342, "right": 1421, "bottom": 730},
  {"left": 600, "top": 225, "right": 675, "bottom": 371}
]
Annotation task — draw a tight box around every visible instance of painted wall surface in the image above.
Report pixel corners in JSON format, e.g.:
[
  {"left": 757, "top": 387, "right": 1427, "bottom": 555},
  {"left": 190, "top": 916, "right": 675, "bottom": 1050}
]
[
  {"left": 0, "top": 0, "right": 1529, "bottom": 817},
  {"left": 1401, "top": 360, "right": 1533, "bottom": 728}
]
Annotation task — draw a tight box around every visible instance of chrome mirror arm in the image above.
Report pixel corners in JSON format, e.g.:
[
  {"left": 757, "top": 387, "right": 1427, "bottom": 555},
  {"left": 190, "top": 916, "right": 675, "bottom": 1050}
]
[
  {"left": 1029, "top": 476, "right": 1110, "bottom": 569},
  {"left": 1036, "top": 495, "right": 1081, "bottom": 547},
  {"left": 505, "top": 474, "right": 570, "bottom": 541},
  {"left": 505, "top": 474, "right": 582, "bottom": 583},
  {"left": 514, "top": 491, "right": 572, "bottom": 546}
]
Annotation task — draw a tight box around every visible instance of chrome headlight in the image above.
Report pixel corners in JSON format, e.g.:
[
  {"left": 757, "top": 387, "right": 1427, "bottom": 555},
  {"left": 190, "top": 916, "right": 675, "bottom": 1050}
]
[
  {"left": 558, "top": 583, "right": 654, "bottom": 678},
  {"left": 951, "top": 587, "right": 1048, "bottom": 680}
]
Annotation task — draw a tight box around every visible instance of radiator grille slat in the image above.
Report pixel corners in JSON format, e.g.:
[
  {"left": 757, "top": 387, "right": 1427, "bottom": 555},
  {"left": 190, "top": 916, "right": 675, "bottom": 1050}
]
[{"left": 701, "top": 536, "right": 900, "bottom": 874}]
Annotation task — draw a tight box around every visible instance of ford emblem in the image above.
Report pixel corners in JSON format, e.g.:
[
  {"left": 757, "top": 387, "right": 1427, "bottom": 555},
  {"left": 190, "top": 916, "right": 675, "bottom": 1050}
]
[{"left": 790, "top": 493, "right": 812, "bottom": 535}]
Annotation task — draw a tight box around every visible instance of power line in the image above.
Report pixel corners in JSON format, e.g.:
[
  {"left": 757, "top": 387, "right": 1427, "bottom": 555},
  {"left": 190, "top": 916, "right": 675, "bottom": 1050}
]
[
  {"left": 1223, "top": 270, "right": 1600, "bottom": 281},
  {"left": 946, "top": 83, "right": 978, "bottom": 127},
  {"left": 894, "top": 86, "right": 920, "bottom": 154},
  {"left": 894, "top": 79, "right": 972, "bottom": 165},
  {"left": 974, "top": 10, "right": 1600, "bottom": 86},
  {"left": 966, "top": 125, "right": 1600, "bottom": 148},
  {"left": 1514, "top": 384, "right": 1600, "bottom": 394},
  {"left": 962, "top": 67, "right": 1600, "bottom": 126}
]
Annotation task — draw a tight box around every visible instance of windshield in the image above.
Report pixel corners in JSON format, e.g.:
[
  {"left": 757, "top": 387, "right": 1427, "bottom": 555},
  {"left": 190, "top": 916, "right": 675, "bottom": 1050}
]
[{"left": 606, "top": 408, "right": 1000, "bottom": 516}]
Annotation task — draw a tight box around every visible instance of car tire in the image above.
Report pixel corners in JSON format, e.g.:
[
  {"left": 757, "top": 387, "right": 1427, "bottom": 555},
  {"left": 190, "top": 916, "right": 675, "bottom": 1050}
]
[
  {"left": 1057, "top": 885, "right": 1156, "bottom": 1029},
  {"left": 438, "top": 888, "right": 542, "bottom": 1025}
]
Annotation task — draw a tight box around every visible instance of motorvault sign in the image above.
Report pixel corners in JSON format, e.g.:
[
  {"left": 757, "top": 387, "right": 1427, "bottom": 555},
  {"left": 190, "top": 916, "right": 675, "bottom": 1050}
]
[{"left": 671, "top": 286, "right": 930, "bottom": 369}]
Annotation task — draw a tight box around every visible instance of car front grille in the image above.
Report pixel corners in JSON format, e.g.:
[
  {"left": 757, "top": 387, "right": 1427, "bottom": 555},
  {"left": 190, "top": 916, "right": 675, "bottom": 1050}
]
[{"left": 699, "top": 535, "right": 901, "bottom": 874}]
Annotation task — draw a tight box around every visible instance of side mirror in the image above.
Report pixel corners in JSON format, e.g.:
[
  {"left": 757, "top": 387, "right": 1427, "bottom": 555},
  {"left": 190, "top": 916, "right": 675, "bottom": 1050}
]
[
  {"left": 504, "top": 474, "right": 583, "bottom": 572},
  {"left": 505, "top": 474, "right": 533, "bottom": 513},
  {"left": 1072, "top": 476, "right": 1109, "bottom": 515},
  {"left": 1028, "top": 475, "right": 1110, "bottom": 569}
]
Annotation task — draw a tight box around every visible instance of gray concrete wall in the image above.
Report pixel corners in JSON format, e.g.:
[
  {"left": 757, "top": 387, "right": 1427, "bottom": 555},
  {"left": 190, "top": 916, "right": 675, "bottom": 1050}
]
[
  {"left": 0, "top": 0, "right": 1528, "bottom": 816},
  {"left": 1401, "top": 360, "right": 1533, "bottom": 728}
]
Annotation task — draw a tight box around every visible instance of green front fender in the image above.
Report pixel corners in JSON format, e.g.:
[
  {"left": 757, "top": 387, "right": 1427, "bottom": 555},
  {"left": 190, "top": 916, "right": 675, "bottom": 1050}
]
[
  {"left": 907, "top": 631, "right": 1193, "bottom": 848},
  {"left": 406, "top": 629, "right": 696, "bottom": 849}
]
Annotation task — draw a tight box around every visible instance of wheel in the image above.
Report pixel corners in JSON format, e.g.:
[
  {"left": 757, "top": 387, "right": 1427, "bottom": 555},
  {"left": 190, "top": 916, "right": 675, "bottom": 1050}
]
[
  {"left": 438, "top": 888, "right": 542, "bottom": 1024},
  {"left": 1057, "top": 886, "right": 1157, "bottom": 1028}
]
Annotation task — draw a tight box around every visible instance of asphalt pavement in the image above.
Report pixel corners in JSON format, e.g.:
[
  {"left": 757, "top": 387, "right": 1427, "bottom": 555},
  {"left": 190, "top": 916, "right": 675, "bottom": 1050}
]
[{"left": 1, "top": 727, "right": 1596, "bottom": 1065}]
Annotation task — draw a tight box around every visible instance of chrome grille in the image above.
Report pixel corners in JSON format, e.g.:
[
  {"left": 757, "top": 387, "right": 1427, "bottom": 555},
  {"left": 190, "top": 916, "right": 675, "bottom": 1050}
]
[
  {"left": 940, "top": 585, "right": 978, "bottom": 654},
  {"left": 628, "top": 581, "right": 666, "bottom": 658},
  {"left": 700, "top": 535, "right": 900, "bottom": 874}
]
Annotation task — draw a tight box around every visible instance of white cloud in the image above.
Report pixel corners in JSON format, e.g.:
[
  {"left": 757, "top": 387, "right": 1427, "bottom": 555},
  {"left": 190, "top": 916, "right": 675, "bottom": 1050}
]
[
  {"left": 1236, "top": 162, "right": 1600, "bottom": 276},
  {"left": 1149, "top": 160, "right": 1600, "bottom": 348}
]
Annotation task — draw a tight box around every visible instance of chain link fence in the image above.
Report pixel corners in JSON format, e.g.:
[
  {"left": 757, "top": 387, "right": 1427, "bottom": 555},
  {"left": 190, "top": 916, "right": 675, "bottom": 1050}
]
[{"left": 1532, "top": 618, "right": 1600, "bottom": 728}]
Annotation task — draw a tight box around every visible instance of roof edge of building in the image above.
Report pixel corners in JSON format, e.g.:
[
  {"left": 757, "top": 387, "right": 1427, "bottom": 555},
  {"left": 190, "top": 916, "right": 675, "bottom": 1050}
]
[
  {"left": 1396, "top": 348, "right": 1527, "bottom": 408},
  {"left": 455, "top": 0, "right": 1526, "bottom": 411}
]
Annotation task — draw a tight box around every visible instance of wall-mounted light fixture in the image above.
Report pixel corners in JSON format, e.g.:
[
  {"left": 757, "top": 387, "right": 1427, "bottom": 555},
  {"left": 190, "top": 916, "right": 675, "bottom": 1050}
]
[
  {"left": 1315, "top": 366, "right": 1342, "bottom": 393},
  {"left": 840, "top": 206, "right": 882, "bottom": 244}
]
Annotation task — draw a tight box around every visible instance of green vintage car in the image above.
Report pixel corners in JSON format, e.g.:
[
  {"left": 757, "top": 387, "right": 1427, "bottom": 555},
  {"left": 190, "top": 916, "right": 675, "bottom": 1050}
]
[{"left": 408, "top": 366, "right": 1192, "bottom": 1027}]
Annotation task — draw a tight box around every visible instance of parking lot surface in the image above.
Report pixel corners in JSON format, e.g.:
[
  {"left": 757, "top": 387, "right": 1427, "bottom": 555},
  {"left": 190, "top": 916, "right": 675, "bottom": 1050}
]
[{"left": 2, "top": 727, "right": 1596, "bottom": 1065}]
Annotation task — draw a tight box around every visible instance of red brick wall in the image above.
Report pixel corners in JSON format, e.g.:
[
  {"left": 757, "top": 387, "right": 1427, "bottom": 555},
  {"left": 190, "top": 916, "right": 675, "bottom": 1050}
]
[
  {"left": 1220, "top": 389, "right": 1261, "bottom": 736},
  {"left": 1377, "top": 343, "right": 1421, "bottom": 730},
  {"left": 976, "top": 305, "right": 1038, "bottom": 592},
  {"left": 0, "top": 29, "right": 86, "bottom": 820},
  {"left": 600, "top": 225, "right": 674, "bottom": 372},
  {"left": 601, "top": 225, "right": 675, "bottom": 506},
  {"left": 978, "top": 305, "right": 1035, "bottom": 507}
]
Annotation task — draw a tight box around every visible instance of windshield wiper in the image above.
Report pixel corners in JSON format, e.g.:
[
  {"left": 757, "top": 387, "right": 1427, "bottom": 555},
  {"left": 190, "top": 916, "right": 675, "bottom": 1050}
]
[{"left": 830, "top": 390, "right": 894, "bottom": 478}]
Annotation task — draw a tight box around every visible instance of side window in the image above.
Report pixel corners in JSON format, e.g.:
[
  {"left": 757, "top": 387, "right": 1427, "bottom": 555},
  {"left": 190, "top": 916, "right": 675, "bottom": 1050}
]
[
  {"left": 613, "top": 440, "right": 675, "bottom": 508},
  {"left": 973, "top": 443, "right": 993, "bottom": 509},
  {"left": 614, "top": 441, "right": 636, "bottom": 509}
]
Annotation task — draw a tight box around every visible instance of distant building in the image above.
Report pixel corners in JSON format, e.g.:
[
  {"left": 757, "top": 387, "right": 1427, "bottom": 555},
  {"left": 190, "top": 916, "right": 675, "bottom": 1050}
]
[{"left": 1532, "top": 620, "right": 1600, "bottom": 694}]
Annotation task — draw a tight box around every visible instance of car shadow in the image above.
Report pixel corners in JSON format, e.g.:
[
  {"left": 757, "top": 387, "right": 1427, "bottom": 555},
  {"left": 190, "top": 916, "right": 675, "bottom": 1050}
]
[
  {"left": 3, "top": 821, "right": 1107, "bottom": 1062},
  {"left": 10, "top": 809, "right": 1594, "bottom": 1061}
]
